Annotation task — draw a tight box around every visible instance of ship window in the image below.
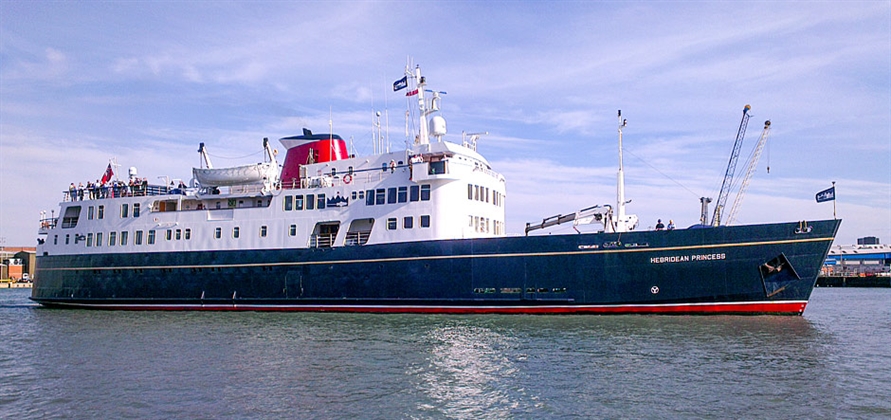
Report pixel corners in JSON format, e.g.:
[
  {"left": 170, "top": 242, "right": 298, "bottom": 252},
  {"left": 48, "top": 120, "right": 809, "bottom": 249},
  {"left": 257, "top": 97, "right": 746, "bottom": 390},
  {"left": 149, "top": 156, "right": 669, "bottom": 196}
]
[
  {"left": 331, "top": 168, "right": 336, "bottom": 177},
  {"left": 95, "top": 232, "right": 102, "bottom": 247},
  {"left": 474, "top": 185, "right": 479, "bottom": 200},
  {"left": 61, "top": 206, "right": 81, "bottom": 228},
  {"left": 421, "top": 215, "right": 430, "bottom": 228},
  {"left": 135, "top": 230, "right": 143, "bottom": 245},
  {"left": 87, "top": 233, "right": 93, "bottom": 247},
  {"left": 121, "top": 231, "right": 128, "bottom": 246},
  {"left": 289, "top": 224, "right": 297, "bottom": 236},
  {"left": 358, "top": 190, "right": 364, "bottom": 200},
  {"left": 410, "top": 185, "right": 420, "bottom": 202},
  {"left": 184, "top": 229, "right": 191, "bottom": 240},
  {"left": 233, "top": 227, "right": 240, "bottom": 238},
  {"left": 98, "top": 205, "right": 104, "bottom": 219},
  {"left": 260, "top": 226, "right": 267, "bottom": 237},
  {"left": 65, "top": 234, "right": 70, "bottom": 245},
  {"left": 305, "top": 194, "right": 315, "bottom": 210},
  {"left": 387, "top": 218, "right": 397, "bottom": 230},
  {"left": 403, "top": 216, "right": 413, "bottom": 229},
  {"left": 53, "top": 235, "right": 57, "bottom": 245},
  {"left": 256, "top": 199, "right": 263, "bottom": 207},
  {"left": 351, "top": 191, "right": 357, "bottom": 200},
  {"left": 485, "top": 188, "right": 489, "bottom": 203},
  {"left": 295, "top": 195, "right": 304, "bottom": 210},
  {"left": 420, "top": 184, "right": 431, "bottom": 201},
  {"left": 284, "top": 195, "right": 293, "bottom": 211},
  {"left": 398, "top": 186, "right": 408, "bottom": 203},
  {"left": 166, "top": 229, "right": 172, "bottom": 240},
  {"left": 387, "top": 188, "right": 397, "bottom": 204},
  {"left": 121, "top": 203, "right": 129, "bottom": 218},
  {"left": 468, "top": 184, "right": 473, "bottom": 200},
  {"left": 133, "top": 203, "right": 140, "bottom": 217},
  {"left": 175, "top": 229, "right": 182, "bottom": 240},
  {"left": 375, "top": 189, "right": 386, "bottom": 205},
  {"left": 88, "top": 206, "right": 95, "bottom": 220},
  {"left": 108, "top": 232, "right": 116, "bottom": 246},
  {"left": 317, "top": 194, "right": 326, "bottom": 209},
  {"left": 147, "top": 230, "right": 155, "bottom": 245},
  {"left": 366, "top": 190, "right": 375, "bottom": 205},
  {"left": 215, "top": 201, "right": 222, "bottom": 209},
  {"left": 348, "top": 166, "right": 354, "bottom": 175},
  {"left": 214, "top": 227, "right": 221, "bottom": 239}
]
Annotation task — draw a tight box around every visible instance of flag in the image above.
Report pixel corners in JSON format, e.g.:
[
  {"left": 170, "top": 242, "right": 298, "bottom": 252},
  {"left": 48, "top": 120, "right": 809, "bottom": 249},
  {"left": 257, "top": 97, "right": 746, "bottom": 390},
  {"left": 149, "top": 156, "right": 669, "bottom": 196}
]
[
  {"left": 393, "top": 76, "right": 407, "bottom": 92},
  {"left": 815, "top": 186, "right": 835, "bottom": 203},
  {"left": 100, "top": 163, "right": 114, "bottom": 184},
  {"left": 405, "top": 88, "right": 418, "bottom": 97}
]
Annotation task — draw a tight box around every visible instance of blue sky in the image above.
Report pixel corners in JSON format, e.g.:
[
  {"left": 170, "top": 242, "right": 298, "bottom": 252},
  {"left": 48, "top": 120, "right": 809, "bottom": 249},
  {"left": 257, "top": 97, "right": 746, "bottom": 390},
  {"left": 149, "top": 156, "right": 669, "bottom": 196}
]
[{"left": 1, "top": 1, "right": 889, "bottom": 247}]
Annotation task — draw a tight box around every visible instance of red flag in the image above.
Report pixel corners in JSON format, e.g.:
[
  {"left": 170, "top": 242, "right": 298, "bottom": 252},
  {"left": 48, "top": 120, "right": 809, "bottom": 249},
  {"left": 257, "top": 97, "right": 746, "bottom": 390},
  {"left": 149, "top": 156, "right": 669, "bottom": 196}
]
[
  {"left": 405, "top": 89, "right": 418, "bottom": 97},
  {"left": 100, "top": 163, "right": 114, "bottom": 184}
]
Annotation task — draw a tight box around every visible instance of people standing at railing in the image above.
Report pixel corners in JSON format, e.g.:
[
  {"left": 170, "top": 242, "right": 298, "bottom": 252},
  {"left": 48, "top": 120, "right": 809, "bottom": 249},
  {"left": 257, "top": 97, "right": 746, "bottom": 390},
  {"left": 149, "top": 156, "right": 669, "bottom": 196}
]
[{"left": 69, "top": 183, "right": 76, "bottom": 201}]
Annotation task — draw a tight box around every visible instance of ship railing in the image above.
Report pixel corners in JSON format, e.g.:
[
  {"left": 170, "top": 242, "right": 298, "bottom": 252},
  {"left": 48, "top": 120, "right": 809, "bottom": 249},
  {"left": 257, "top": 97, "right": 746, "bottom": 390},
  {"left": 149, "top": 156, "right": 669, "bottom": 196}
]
[
  {"left": 38, "top": 217, "right": 58, "bottom": 234},
  {"left": 280, "top": 162, "right": 411, "bottom": 190},
  {"left": 309, "top": 234, "right": 336, "bottom": 248},
  {"left": 344, "top": 231, "right": 370, "bottom": 246},
  {"left": 62, "top": 183, "right": 180, "bottom": 202}
]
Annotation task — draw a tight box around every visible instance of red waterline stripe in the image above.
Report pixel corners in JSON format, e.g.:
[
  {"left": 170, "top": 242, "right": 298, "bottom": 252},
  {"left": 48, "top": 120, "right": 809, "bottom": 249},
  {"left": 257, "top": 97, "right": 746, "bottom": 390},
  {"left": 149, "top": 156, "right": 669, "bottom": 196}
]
[{"left": 42, "top": 301, "right": 808, "bottom": 315}]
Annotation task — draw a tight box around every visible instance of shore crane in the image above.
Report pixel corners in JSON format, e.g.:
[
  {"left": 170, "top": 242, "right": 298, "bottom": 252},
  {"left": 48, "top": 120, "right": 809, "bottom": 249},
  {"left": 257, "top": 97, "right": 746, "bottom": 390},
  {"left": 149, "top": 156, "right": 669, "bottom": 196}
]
[
  {"left": 726, "top": 120, "right": 772, "bottom": 225},
  {"left": 711, "top": 105, "right": 752, "bottom": 226}
]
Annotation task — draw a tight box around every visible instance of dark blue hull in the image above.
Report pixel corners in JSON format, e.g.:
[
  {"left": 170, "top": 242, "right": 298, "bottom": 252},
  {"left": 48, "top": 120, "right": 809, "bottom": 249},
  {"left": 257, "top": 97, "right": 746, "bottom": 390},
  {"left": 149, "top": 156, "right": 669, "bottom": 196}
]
[{"left": 31, "top": 220, "right": 840, "bottom": 315}]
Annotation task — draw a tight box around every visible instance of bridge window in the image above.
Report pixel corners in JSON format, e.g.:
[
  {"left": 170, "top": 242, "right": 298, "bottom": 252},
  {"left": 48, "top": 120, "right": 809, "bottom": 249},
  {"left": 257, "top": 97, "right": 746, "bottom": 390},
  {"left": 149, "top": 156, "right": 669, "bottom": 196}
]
[
  {"left": 133, "top": 203, "right": 140, "bottom": 217},
  {"left": 98, "top": 205, "right": 104, "bottom": 219},
  {"left": 403, "top": 216, "right": 413, "bottom": 229},
  {"left": 398, "top": 187, "right": 408, "bottom": 203},
  {"left": 295, "top": 195, "right": 304, "bottom": 210},
  {"left": 284, "top": 195, "right": 293, "bottom": 211},
  {"left": 420, "top": 215, "right": 430, "bottom": 228},
  {"left": 387, "top": 218, "right": 397, "bottom": 230},
  {"left": 421, "top": 184, "right": 431, "bottom": 201},
  {"left": 306, "top": 194, "right": 315, "bottom": 210},
  {"left": 410, "top": 185, "right": 420, "bottom": 202},
  {"left": 375, "top": 189, "right": 386, "bottom": 205},
  {"left": 121, "top": 203, "right": 129, "bottom": 218}
]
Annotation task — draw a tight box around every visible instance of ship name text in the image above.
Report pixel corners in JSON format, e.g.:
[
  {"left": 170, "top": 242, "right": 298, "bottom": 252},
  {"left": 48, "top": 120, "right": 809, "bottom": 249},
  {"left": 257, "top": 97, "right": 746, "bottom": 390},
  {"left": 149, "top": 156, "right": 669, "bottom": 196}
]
[{"left": 650, "top": 253, "right": 726, "bottom": 264}]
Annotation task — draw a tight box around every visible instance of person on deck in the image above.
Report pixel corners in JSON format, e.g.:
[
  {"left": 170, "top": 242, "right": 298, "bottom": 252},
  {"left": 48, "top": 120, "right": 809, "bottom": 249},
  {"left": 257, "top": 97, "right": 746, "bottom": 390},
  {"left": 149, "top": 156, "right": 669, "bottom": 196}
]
[{"left": 655, "top": 219, "right": 665, "bottom": 230}]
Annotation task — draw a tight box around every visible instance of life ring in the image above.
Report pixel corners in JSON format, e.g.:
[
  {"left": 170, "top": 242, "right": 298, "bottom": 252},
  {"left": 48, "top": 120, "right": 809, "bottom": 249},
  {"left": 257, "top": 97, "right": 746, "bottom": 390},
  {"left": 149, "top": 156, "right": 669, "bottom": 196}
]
[{"left": 343, "top": 174, "right": 352, "bottom": 184}]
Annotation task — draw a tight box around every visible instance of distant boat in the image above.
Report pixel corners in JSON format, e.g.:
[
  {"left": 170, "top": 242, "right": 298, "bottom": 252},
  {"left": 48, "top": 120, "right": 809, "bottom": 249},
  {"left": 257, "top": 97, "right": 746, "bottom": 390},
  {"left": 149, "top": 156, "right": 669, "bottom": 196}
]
[{"left": 31, "top": 65, "right": 840, "bottom": 314}]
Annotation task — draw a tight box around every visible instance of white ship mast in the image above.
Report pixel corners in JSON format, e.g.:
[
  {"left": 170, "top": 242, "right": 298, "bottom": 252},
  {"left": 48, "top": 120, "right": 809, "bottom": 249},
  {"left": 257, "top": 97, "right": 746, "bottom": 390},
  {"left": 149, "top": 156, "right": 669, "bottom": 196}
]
[{"left": 613, "top": 110, "right": 638, "bottom": 233}]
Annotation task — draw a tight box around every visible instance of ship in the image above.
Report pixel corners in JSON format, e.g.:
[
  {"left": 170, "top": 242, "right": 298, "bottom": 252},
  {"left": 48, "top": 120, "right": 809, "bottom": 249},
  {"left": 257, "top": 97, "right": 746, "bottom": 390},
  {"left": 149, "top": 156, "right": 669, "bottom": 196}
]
[{"left": 31, "top": 65, "right": 840, "bottom": 315}]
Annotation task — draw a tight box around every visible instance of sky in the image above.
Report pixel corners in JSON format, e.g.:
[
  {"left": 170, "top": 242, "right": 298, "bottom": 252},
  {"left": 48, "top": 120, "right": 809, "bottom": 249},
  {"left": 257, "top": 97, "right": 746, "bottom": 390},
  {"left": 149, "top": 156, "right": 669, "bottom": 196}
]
[{"left": 1, "top": 1, "right": 889, "bottom": 247}]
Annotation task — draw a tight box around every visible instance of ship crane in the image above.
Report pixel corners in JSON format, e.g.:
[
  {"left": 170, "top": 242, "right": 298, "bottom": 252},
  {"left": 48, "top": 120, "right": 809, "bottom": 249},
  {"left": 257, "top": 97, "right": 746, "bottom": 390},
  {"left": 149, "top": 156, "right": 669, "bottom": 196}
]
[
  {"left": 711, "top": 105, "right": 751, "bottom": 226},
  {"left": 726, "top": 120, "right": 771, "bottom": 225}
]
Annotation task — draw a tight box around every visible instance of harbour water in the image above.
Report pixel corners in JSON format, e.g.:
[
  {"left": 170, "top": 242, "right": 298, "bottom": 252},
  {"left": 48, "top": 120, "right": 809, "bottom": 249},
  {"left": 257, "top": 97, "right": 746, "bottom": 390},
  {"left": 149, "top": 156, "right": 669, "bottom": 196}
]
[{"left": 1, "top": 287, "right": 888, "bottom": 419}]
